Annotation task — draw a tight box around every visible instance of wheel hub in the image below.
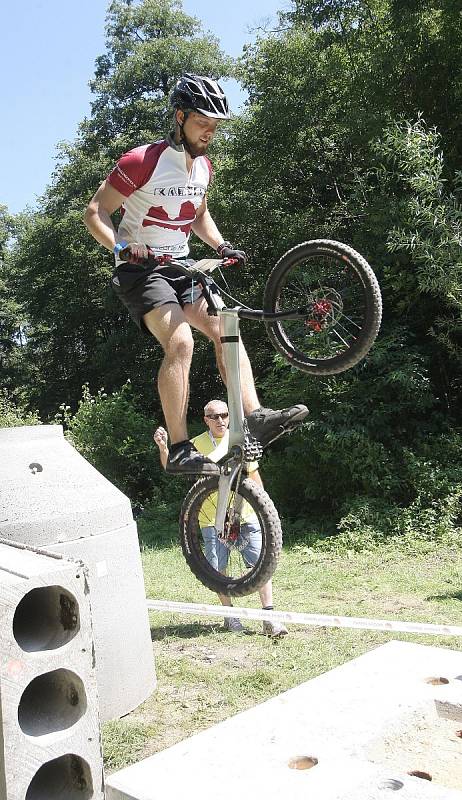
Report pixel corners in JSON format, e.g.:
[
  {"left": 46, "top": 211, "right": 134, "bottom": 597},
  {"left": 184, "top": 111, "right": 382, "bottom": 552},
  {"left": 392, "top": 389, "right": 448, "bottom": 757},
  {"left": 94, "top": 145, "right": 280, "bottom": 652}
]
[{"left": 306, "top": 289, "right": 342, "bottom": 332}]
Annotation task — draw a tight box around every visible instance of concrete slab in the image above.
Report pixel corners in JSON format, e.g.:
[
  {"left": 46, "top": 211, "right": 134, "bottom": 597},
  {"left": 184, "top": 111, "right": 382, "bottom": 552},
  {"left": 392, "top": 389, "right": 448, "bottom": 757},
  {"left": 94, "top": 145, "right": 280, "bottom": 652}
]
[{"left": 106, "top": 641, "right": 462, "bottom": 800}]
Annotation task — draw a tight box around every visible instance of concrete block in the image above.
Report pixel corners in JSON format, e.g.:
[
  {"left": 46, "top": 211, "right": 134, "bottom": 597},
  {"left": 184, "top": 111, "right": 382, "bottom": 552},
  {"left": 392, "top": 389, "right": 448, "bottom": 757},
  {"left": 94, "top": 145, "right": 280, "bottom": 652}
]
[
  {"left": 50, "top": 524, "right": 156, "bottom": 721},
  {"left": 106, "top": 641, "right": 462, "bottom": 800},
  {"left": 0, "top": 426, "right": 156, "bottom": 720},
  {"left": 0, "top": 539, "right": 104, "bottom": 800},
  {"left": 0, "top": 425, "right": 130, "bottom": 544}
]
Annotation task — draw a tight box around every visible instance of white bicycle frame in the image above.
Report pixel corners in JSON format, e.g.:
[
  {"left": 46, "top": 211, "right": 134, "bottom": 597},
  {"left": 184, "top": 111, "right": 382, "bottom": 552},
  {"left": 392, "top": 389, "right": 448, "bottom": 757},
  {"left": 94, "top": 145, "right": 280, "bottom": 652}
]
[
  {"left": 183, "top": 260, "right": 252, "bottom": 537},
  {"left": 144, "top": 256, "right": 306, "bottom": 539},
  {"left": 213, "top": 307, "right": 247, "bottom": 536}
]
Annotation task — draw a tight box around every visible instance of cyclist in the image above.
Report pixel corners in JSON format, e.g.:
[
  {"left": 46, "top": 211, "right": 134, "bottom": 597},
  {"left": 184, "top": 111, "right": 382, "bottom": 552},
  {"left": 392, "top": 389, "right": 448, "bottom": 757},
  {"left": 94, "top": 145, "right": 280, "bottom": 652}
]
[
  {"left": 84, "top": 73, "right": 308, "bottom": 474},
  {"left": 154, "top": 401, "right": 288, "bottom": 637}
]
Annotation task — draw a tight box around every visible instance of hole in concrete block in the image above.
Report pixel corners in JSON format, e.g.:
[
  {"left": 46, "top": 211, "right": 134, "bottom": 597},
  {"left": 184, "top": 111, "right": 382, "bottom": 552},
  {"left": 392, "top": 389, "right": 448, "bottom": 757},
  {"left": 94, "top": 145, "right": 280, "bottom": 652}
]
[
  {"left": 456, "top": 730, "right": 462, "bottom": 738},
  {"left": 368, "top": 700, "right": 461, "bottom": 791},
  {"left": 408, "top": 770, "right": 432, "bottom": 781},
  {"left": 378, "top": 779, "right": 404, "bottom": 790},
  {"left": 18, "top": 669, "right": 87, "bottom": 737},
  {"left": 424, "top": 676, "right": 449, "bottom": 685},
  {"left": 26, "top": 754, "right": 93, "bottom": 800},
  {"left": 288, "top": 755, "right": 318, "bottom": 770},
  {"left": 13, "top": 586, "right": 80, "bottom": 651}
]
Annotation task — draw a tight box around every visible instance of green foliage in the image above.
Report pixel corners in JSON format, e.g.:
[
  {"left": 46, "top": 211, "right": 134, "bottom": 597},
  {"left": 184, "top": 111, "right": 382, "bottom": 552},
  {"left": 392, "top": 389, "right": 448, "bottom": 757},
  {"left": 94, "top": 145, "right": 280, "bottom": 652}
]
[
  {"left": 0, "top": 207, "right": 32, "bottom": 400},
  {"left": 65, "top": 382, "right": 161, "bottom": 503},
  {"left": 136, "top": 497, "right": 181, "bottom": 547},
  {"left": 89, "top": 0, "right": 232, "bottom": 145},
  {"left": 211, "top": 3, "right": 462, "bottom": 545},
  {"left": 3, "top": 0, "right": 462, "bottom": 547},
  {"left": 8, "top": 0, "right": 232, "bottom": 418},
  {"left": 373, "top": 118, "right": 462, "bottom": 370},
  {"left": 0, "top": 391, "right": 40, "bottom": 428},
  {"left": 64, "top": 382, "right": 188, "bottom": 515},
  {"left": 258, "top": 323, "right": 462, "bottom": 544}
]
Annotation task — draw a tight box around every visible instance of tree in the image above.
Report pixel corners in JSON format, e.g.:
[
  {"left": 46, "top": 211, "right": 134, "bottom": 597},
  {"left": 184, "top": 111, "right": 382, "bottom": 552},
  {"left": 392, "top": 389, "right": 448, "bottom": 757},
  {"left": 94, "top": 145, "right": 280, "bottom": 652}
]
[
  {"left": 6, "top": 1, "right": 462, "bottom": 539},
  {"left": 213, "top": 1, "right": 462, "bottom": 538},
  {"left": 10, "top": 0, "right": 232, "bottom": 418},
  {"left": 0, "top": 207, "right": 32, "bottom": 402}
]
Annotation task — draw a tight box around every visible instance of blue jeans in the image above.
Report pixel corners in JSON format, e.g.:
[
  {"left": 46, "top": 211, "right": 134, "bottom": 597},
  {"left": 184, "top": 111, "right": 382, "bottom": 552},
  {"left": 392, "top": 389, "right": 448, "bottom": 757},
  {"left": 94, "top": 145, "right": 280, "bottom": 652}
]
[{"left": 201, "top": 520, "right": 262, "bottom": 572}]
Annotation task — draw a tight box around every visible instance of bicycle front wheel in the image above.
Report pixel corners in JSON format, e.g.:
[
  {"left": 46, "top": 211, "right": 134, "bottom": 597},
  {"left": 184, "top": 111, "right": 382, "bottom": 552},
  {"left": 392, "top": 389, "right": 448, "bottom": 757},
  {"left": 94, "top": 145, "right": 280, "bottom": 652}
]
[
  {"left": 263, "top": 240, "right": 382, "bottom": 375},
  {"left": 179, "top": 476, "right": 282, "bottom": 597}
]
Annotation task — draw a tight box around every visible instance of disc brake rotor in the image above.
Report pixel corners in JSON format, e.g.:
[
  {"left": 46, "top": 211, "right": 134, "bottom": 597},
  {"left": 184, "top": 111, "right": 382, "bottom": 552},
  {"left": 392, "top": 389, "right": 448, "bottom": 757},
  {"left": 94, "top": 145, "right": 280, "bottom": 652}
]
[{"left": 305, "top": 288, "right": 342, "bottom": 332}]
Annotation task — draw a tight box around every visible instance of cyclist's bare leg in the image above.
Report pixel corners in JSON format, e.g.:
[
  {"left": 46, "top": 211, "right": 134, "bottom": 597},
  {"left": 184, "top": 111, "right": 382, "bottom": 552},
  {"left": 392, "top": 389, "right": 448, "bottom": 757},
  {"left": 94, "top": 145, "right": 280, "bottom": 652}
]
[
  {"left": 184, "top": 297, "right": 260, "bottom": 414},
  {"left": 182, "top": 299, "right": 227, "bottom": 384},
  {"left": 143, "top": 303, "right": 194, "bottom": 445}
]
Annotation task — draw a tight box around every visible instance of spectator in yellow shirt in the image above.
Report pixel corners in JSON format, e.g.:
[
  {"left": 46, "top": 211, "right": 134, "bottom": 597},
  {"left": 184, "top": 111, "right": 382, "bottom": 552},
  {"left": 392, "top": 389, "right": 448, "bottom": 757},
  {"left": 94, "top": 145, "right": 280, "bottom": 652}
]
[{"left": 154, "top": 399, "right": 288, "bottom": 637}]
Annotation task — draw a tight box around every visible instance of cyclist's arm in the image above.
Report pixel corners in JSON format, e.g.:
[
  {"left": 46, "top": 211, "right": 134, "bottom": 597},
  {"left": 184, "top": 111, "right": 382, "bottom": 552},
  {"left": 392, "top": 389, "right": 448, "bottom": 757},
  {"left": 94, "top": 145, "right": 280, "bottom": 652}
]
[
  {"left": 191, "top": 196, "right": 225, "bottom": 250},
  {"left": 84, "top": 180, "right": 127, "bottom": 252}
]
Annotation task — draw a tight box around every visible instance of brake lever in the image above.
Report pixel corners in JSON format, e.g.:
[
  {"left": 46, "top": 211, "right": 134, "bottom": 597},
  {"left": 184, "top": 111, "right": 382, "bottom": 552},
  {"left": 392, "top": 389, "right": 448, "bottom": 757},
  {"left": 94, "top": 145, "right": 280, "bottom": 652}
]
[{"left": 221, "top": 258, "right": 238, "bottom": 267}]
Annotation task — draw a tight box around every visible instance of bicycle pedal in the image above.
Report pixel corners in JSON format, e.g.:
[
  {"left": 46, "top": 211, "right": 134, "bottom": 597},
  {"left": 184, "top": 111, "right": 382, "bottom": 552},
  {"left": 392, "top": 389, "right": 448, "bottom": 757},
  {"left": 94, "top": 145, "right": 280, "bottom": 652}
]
[{"left": 243, "top": 436, "right": 263, "bottom": 461}]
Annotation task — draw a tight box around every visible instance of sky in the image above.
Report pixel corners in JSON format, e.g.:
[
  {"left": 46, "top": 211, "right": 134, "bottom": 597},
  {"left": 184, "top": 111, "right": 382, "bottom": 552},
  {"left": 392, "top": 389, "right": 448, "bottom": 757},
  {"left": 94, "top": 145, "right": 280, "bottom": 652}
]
[{"left": 1, "top": 0, "right": 289, "bottom": 215}]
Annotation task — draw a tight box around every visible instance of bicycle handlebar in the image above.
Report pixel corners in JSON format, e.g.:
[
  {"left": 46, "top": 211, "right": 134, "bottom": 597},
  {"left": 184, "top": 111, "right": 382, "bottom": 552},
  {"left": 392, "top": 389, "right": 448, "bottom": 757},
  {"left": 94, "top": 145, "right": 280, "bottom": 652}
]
[
  {"left": 118, "top": 246, "right": 237, "bottom": 276},
  {"left": 117, "top": 247, "right": 308, "bottom": 322}
]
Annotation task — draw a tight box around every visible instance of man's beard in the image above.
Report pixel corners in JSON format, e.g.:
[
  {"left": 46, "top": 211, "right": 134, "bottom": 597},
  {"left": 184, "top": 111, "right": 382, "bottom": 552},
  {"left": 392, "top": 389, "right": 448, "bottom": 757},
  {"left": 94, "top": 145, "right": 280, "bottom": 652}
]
[{"left": 181, "top": 130, "right": 207, "bottom": 158}]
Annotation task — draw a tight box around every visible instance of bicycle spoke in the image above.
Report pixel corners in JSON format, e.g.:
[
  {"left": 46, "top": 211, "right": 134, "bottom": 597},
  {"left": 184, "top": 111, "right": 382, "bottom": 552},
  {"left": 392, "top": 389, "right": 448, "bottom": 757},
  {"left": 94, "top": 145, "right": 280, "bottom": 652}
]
[
  {"left": 195, "top": 485, "right": 262, "bottom": 582},
  {"left": 271, "top": 251, "right": 369, "bottom": 361},
  {"left": 331, "top": 327, "right": 350, "bottom": 348}
]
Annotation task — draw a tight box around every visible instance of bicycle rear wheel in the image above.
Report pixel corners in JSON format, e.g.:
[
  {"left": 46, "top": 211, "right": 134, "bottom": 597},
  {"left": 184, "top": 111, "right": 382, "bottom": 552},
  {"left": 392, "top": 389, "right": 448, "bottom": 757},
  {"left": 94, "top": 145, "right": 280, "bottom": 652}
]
[
  {"left": 179, "top": 476, "right": 282, "bottom": 597},
  {"left": 263, "top": 240, "right": 382, "bottom": 375}
]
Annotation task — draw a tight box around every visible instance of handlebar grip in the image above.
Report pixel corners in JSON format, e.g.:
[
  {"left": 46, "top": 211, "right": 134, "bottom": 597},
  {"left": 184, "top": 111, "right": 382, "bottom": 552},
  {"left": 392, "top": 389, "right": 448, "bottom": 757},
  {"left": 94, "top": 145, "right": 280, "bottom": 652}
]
[
  {"left": 118, "top": 246, "right": 133, "bottom": 262},
  {"left": 117, "top": 246, "right": 170, "bottom": 267},
  {"left": 222, "top": 257, "right": 239, "bottom": 267}
]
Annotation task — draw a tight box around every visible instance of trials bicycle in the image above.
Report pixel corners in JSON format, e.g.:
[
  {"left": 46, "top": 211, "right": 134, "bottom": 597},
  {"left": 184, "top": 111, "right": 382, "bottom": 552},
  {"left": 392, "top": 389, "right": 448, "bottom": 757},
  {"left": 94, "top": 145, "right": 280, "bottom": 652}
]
[{"left": 121, "top": 240, "right": 382, "bottom": 596}]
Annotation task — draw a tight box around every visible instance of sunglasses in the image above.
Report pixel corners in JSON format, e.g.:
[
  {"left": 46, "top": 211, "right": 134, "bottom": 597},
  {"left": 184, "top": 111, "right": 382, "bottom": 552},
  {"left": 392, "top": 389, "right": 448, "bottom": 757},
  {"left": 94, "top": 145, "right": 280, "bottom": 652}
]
[{"left": 206, "top": 412, "right": 229, "bottom": 420}]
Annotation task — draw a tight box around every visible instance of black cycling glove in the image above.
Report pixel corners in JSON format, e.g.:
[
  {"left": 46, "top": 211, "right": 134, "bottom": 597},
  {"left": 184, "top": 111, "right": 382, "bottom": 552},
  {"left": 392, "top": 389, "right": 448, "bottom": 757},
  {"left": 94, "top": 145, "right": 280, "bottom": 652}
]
[
  {"left": 216, "top": 240, "right": 247, "bottom": 266},
  {"left": 114, "top": 241, "right": 150, "bottom": 265}
]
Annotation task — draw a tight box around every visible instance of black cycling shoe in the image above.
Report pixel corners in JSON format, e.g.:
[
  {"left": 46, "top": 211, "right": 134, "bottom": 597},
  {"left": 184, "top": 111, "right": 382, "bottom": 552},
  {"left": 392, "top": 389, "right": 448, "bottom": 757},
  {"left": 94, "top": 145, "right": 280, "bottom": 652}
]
[
  {"left": 245, "top": 404, "right": 309, "bottom": 449},
  {"left": 166, "top": 441, "right": 219, "bottom": 475}
]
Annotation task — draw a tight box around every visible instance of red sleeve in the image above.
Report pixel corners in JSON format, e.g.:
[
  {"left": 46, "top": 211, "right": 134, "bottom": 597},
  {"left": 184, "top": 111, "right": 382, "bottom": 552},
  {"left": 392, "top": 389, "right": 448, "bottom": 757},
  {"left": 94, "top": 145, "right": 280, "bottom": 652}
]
[
  {"left": 204, "top": 156, "right": 214, "bottom": 185},
  {"left": 107, "top": 141, "right": 169, "bottom": 197}
]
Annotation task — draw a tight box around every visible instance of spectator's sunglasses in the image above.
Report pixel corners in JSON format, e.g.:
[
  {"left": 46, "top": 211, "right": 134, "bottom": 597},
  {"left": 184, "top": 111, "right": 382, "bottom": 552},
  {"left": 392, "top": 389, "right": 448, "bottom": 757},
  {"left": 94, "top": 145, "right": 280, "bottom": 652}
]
[{"left": 206, "top": 412, "right": 229, "bottom": 420}]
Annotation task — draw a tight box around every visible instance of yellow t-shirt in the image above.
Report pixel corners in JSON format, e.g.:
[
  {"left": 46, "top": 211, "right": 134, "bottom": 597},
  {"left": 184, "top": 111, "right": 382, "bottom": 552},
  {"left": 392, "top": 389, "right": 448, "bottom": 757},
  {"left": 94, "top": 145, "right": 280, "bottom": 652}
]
[{"left": 191, "top": 430, "right": 258, "bottom": 527}]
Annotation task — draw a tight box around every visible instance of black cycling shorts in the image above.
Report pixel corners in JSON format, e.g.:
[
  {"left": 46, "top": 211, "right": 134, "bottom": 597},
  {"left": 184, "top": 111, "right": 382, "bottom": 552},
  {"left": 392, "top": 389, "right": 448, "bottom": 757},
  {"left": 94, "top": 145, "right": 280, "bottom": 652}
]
[{"left": 111, "top": 259, "right": 222, "bottom": 334}]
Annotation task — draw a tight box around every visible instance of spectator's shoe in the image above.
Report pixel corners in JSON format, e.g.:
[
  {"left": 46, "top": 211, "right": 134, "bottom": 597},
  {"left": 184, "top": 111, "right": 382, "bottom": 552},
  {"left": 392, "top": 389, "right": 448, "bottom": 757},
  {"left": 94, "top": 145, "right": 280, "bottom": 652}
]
[
  {"left": 224, "top": 616, "right": 245, "bottom": 633},
  {"left": 166, "top": 441, "right": 219, "bottom": 475},
  {"left": 262, "top": 620, "right": 289, "bottom": 638},
  {"left": 246, "top": 405, "right": 309, "bottom": 449}
]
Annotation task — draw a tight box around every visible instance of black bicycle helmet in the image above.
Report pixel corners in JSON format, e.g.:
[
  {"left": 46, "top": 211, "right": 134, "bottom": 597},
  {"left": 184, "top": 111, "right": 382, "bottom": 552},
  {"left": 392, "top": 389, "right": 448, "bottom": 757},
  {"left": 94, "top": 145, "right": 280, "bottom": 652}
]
[{"left": 171, "top": 74, "right": 230, "bottom": 119}]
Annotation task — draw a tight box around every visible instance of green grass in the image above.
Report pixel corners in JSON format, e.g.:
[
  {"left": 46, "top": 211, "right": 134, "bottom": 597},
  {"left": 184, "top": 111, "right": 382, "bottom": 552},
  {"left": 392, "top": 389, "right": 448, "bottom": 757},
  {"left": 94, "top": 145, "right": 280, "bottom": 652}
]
[{"left": 102, "top": 531, "right": 462, "bottom": 773}]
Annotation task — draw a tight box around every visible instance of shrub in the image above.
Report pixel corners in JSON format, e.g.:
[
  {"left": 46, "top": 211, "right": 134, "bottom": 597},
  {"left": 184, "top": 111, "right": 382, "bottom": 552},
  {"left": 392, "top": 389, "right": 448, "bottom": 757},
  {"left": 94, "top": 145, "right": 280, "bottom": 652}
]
[
  {"left": 0, "top": 391, "right": 41, "bottom": 427},
  {"left": 65, "top": 382, "right": 161, "bottom": 504}
]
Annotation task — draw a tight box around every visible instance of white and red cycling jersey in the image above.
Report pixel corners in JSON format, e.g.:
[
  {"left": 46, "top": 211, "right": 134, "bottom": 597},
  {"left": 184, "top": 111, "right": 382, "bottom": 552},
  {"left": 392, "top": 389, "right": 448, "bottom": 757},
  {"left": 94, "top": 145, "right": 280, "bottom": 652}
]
[{"left": 107, "top": 135, "right": 213, "bottom": 259}]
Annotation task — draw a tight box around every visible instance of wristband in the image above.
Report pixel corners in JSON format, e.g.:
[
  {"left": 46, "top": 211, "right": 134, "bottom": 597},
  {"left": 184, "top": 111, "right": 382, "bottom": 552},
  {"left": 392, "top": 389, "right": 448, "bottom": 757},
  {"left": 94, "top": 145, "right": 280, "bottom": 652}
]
[
  {"left": 216, "top": 240, "right": 232, "bottom": 255},
  {"left": 113, "top": 240, "right": 128, "bottom": 255}
]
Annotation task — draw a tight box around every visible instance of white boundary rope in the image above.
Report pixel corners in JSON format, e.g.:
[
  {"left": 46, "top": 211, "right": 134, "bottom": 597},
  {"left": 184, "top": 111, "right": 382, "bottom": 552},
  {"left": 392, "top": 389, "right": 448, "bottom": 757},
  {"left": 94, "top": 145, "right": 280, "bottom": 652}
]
[{"left": 147, "top": 599, "right": 462, "bottom": 637}]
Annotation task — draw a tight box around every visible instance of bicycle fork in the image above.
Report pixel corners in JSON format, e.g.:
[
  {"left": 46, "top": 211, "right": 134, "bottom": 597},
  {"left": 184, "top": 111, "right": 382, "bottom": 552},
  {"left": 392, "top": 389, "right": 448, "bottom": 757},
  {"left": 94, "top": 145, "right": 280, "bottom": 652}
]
[{"left": 214, "top": 309, "right": 246, "bottom": 536}]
